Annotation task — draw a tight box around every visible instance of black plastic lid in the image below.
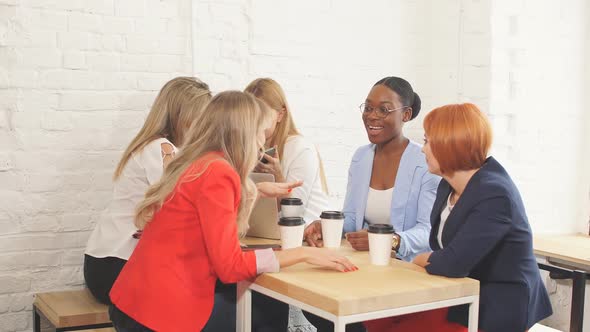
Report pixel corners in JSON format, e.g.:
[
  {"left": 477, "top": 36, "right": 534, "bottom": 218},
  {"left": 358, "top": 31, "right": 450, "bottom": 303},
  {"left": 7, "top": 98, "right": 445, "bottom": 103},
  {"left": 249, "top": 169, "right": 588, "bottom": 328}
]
[
  {"left": 278, "top": 217, "right": 305, "bottom": 226},
  {"left": 280, "top": 197, "right": 303, "bottom": 206},
  {"left": 368, "top": 224, "right": 394, "bottom": 234},
  {"left": 320, "top": 211, "right": 344, "bottom": 219}
]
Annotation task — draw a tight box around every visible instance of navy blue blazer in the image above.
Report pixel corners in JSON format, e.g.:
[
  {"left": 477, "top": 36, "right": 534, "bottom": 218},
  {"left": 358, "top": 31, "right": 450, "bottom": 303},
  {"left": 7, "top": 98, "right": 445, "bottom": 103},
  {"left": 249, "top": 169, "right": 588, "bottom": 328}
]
[{"left": 426, "top": 157, "right": 552, "bottom": 332}]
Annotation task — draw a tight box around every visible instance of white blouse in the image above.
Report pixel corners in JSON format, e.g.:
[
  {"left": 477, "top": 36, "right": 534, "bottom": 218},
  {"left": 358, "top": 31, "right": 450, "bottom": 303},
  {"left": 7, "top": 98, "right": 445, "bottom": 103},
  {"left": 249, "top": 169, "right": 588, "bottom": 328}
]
[
  {"left": 85, "top": 137, "right": 177, "bottom": 260},
  {"left": 437, "top": 193, "right": 454, "bottom": 249},
  {"left": 281, "top": 135, "right": 329, "bottom": 225},
  {"left": 364, "top": 187, "right": 394, "bottom": 225}
]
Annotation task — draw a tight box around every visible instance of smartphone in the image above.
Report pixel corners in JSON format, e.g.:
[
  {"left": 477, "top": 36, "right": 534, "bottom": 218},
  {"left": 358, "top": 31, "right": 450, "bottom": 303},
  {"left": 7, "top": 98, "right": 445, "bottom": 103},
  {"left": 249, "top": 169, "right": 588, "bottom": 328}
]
[
  {"left": 241, "top": 243, "right": 281, "bottom": 251},
  {"left": 260, "top": 146, "right": 277, "bottom": 164}
]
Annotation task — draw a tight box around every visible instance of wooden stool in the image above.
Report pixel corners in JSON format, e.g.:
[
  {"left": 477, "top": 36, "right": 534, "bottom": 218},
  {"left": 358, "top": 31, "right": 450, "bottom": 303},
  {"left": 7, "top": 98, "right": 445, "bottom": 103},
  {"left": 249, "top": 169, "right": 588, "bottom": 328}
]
[{"left": 33, "top": 289, "right": 113, "bottom": 332}]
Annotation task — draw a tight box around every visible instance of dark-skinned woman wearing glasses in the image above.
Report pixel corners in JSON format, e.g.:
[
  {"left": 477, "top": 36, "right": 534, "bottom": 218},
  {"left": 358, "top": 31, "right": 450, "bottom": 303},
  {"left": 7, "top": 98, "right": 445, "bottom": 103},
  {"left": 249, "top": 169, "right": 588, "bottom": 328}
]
[{"left": 303, "top": 76, "right": 441, "bottom": 332}]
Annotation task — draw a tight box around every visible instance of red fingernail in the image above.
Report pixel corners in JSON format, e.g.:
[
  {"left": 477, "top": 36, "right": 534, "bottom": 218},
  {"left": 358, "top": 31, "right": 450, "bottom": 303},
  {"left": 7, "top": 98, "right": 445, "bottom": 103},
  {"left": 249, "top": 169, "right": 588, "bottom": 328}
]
[{"left": 288, "top": 189, "right": 292, "bottom": 193}]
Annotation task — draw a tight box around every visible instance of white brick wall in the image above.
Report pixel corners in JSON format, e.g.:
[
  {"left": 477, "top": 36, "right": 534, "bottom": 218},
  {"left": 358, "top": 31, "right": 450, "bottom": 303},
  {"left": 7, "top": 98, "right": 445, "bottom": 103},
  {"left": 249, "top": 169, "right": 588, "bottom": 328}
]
[
  {"left": 0, "top": 0, "right": 193, "bottom": 330},
  {"left": 0, "top": 0, "right": 587, "bottom": 331}
]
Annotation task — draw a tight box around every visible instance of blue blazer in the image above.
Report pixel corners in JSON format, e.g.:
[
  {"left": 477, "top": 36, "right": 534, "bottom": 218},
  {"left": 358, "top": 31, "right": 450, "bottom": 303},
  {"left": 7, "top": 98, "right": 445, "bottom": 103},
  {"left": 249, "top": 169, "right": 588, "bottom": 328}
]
[
  {"left": 342, "top": 140, "right": 440, "bottom": 261},
  {"left": 426, "top": 157, "right": 552, "bottom": 332}
]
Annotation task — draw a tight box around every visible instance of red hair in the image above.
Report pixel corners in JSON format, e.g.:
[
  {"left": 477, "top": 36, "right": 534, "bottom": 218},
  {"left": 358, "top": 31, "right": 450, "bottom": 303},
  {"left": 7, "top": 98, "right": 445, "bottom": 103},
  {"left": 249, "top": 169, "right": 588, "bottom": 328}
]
[{"left": 423, "top": 103, "right": 492, "bottom": 174}]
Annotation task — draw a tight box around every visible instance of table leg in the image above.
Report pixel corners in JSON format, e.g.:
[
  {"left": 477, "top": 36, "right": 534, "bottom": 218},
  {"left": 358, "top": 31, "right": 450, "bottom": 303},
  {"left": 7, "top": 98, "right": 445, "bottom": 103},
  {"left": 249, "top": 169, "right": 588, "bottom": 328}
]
[
  {"left": 236, "top": 281, "right": 252, "bottom": 332},
  {"left": 33, "top": 307, "right": 41, "bottom": 332},
  {"left": 334, "top": 318, "right": 346, "bottom": 332},
  {"left": 468, "top": 297, "right": 479, "bottom": 332},
  {"left": 570, "top": 270, "right": 586, "bottom": 332}
]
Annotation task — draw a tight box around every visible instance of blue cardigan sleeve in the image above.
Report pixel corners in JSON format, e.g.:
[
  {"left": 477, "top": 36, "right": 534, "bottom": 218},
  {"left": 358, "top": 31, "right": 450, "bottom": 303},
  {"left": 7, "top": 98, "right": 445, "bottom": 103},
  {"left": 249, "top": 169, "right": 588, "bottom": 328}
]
[
  {"left": 397, "top": 171, "right": 439, "bottom": 258},
  {"left": 426, "top": 196, "right": 512, "bottom": 278},
  {"left": 342, "top": 159, "right": 356, "bottom": 234}
]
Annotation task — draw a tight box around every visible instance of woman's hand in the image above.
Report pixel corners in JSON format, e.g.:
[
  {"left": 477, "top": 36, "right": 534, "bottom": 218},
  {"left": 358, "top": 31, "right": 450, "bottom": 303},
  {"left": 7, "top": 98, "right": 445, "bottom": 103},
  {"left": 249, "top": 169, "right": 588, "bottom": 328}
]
[
  {"left": 275, "top": 247, "right": 358, "bottom": 272},
  {"left": 303, "top": 220, "right": 323, "bottom": 247},
  {"left": 412, "top": 252, "right": 432, "bottom": 268},
  {"left": 256, "top": 180, "right": 303, "bottom": 198},
  {"left": 345, "top": 230, "right": 369, "bottom": 251},
  {"left": 254, "top": 151, "right": 285, "bottom": 182}
]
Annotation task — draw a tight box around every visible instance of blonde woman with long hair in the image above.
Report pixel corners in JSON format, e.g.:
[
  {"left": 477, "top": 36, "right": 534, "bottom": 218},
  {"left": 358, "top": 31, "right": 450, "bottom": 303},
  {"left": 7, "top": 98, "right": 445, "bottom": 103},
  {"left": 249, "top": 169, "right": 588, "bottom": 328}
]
[
  {"left": 245, "top": 78, "right": 330, "bottom": 225},
  {"left": 108, "top": 91, "right": 357, "bottom": 332},
  {"left": 84, "top": 77, "right": 212, "bottom": 305}
]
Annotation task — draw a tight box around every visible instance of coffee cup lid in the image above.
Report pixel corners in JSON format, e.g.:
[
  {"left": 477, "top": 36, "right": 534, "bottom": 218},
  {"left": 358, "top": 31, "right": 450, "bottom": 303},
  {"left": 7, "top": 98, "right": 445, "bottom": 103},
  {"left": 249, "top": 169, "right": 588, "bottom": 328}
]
[
  {"left": 368, "top": 224, "right": 395, "bottom": 234},
  {"left": 278, "top": 217, "right": 305, "bottom": 226},
  {"left": 280, "top": 197, "right": 303, "bottom": 206},
  {"left": 320, "top": 211, "right": 344, "bottom": 219}
]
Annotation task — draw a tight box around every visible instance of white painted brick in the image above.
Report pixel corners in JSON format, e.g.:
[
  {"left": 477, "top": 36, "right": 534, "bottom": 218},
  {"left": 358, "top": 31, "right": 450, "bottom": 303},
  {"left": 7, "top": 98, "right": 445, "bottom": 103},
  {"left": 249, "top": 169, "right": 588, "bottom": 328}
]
[
  {"left": 104, "top": 72, "right": 138, "bottom": 90},
  {"left": 0, "top": 275, "right": 30, "bottom": 295},
  {"left": 61, "top": 248, "right": 85, "bottom": 266},
  {"left": 16, "top": 90, "right": 59, "bottom": 113},
  {"left": 137, "top": 72, "right": 170, "bottom": 91},
  {"left": 120, "top": 91, "right": 156, "bottom": 111},
  {"left": 6, "top": 69, "right": 39, "bottom": 88},
  {"left": 20, "top": 215, "right": 59, "bottom": 233},
  {"left": 126, "top": 35, "right": 159, "bottom": 53},
  {"left": 57, "top": 31, "right": 101, "bottom": 50},
  {"left": 135, "top": 17, "right": 167, "bottom": 34},
  {"left": 0, "top": 251, "right": 61, "bottom": 272},
  {"left": 81, "top": 0, "right": 114, "bottom": 15},
  {"left": 86, "top": 52, "right": 120, "bottom": 71},
  {"left": 150, "top": 54, "right": 183, "bottom": 72},
  {"left": 102, "top": 16, "right": 135, "bottom": 34},
  {"left": 0, "top": 311, "right": 29, "bottom": 331},
  {"left": 115, "top": 0, "right": 146, "bottom": 17},
  {"left": 100, "top": 34, "right": 125, "bottom": 52},
  {"left": 59, "top": 91, "right": 118, "bottom": 110},
  {"left": 39, "top": 69, "right": 103, "bottom": 89},
  {"left": 0, "top": 47, "right": 18, "bottom": 67},
  {"left": 121, "top": 54, "right": 151, "bottom": 71},
  {"left": 0, "top": 218, "right": 20, "bottom": 236},
  {"left": 63, "top": 50, "right": 86, "bottom": 69},
  {"left": 0, "top": 152, "right": 14, "bottom": 171},
  {"left": 158, "top": 37, "right": 188, "bottom": 55},
  {"left": 0, "top": 172, "right": 25, "bottom": 191},
  {"left": 4, "top": 29, "right": 57, "bottom": 48},
  {"left": 60, "top": 213, "right": 95, "bottom": 232},
  {"left": 17, "top": 47, "right": 62, "bottom": 68},
  {"left": 68, "top": 12, "right": 103, "bottom": 33},
  {"left": 20, "top": 0, "right": 85, "bottom": 11},
  {"left": 145, "top": 0, "right": 178, "bottom": 18}
]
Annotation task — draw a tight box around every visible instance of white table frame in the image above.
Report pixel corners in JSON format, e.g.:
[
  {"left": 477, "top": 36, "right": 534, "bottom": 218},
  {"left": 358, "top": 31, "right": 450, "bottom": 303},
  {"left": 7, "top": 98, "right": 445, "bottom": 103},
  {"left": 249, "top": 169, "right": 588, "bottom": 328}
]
[{"left": 236, "top": 281, "right": 479, "bottom": 332}]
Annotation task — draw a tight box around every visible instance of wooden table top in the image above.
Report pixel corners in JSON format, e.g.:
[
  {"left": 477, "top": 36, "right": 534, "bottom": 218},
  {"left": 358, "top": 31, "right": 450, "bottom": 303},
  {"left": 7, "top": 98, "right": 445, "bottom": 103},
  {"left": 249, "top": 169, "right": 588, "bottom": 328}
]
[
  {"left": 533, "top": 233, "right": 590, "bottom": 270},
  {"left": 242, "top": 237, "right": 479, "bottom": 316}
]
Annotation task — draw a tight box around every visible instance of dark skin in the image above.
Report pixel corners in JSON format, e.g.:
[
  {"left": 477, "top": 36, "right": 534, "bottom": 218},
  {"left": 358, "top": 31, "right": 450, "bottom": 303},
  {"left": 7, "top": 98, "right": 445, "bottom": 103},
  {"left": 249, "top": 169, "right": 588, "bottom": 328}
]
[{"left": 305, "top": 84, "right": 412, "bottom": 249}]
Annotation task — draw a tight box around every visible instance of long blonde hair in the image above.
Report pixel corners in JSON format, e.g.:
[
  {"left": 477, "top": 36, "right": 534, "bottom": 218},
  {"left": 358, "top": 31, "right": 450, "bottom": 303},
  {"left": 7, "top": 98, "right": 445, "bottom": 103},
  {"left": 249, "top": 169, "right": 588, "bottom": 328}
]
[
  {"left": 113, "top": 77, "right": 212, "bottom": 180},
  {"left": 134, "top": 91, "right": 273, "bottom": 235},
  {"left": 244, "top": 78, "right": 329, "bottom": 194}
]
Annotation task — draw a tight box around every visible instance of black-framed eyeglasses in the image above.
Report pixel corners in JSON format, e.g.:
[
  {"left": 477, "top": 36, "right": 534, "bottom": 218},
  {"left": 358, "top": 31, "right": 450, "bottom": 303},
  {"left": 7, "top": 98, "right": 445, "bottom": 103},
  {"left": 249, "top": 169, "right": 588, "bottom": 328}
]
[{"left": 359, "top": 103, "right": 408, "bottom": 119}]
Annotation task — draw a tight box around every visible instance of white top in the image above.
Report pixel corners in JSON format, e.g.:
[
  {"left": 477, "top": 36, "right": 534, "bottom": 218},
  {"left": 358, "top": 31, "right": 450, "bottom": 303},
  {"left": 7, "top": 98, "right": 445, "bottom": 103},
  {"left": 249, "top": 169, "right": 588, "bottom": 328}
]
[
  {"left": 437, "top": 193, "right": 454, "bottom": 249},
  {"left": 364, "top": 187, "right": 394, "bottom": 225},
  {"left": 85, "top": 137, "right": 177, "bottom": 260},
  {"left": 281, "top": 135, "right": 329, "bottom": 225}
]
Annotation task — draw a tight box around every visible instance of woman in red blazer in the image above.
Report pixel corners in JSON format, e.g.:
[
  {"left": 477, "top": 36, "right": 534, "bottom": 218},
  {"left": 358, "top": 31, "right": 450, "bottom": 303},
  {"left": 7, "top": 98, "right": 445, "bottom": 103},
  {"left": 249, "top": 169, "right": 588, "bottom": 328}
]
[{"left": 108, "top": 91, "right": 357, "bottom": 332}]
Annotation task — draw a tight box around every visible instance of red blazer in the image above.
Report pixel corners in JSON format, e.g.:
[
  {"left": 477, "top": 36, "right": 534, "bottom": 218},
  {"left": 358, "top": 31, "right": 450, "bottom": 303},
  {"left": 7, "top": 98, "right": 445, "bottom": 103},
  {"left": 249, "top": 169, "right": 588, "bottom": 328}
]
[{"left": 110, "top": 153, "right": 258, "bottom": 331}]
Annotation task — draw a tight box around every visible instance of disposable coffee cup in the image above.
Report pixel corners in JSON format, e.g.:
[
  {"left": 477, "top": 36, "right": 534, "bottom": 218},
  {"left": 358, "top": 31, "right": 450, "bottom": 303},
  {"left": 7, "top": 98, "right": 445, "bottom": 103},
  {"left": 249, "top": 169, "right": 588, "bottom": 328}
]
[
  {"left": 320, "top": 211, "right": 345, "bottom": 248},
  {"left": 278, "top": 217, "right": 305, "bottom": 249},
  {"left": 280, "top": 197, "right": 303, "bottom": 218},
  {"left": 368, "top": 224, "right": 395, "bottom": 266}
]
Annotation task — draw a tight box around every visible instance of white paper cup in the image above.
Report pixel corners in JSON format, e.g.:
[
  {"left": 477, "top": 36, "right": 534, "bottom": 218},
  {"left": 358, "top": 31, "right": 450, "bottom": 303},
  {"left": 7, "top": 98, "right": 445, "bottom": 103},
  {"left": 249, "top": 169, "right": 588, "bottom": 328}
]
[
  {"left": 280, "top": 198, "right": 303, "bottom": 218},
  {"left": 368, "top": 224, "right": 395, "bottom": 265},
  {"left": 320, "top": 211, "right": 345, "bottom": 248},
  {"left": 278, "top": 217, "right": 305, "bottom": 249}
]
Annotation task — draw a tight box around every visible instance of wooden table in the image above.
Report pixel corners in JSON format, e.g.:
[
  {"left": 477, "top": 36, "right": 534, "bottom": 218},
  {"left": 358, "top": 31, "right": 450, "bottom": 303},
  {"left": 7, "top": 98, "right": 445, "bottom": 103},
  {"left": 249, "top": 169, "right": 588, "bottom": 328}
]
[
  {"left": 237, "top": 238, "right": 480, "bottom": 332},
  {"left": 534, "top": 234, "right": 590, "bottom": 332}
]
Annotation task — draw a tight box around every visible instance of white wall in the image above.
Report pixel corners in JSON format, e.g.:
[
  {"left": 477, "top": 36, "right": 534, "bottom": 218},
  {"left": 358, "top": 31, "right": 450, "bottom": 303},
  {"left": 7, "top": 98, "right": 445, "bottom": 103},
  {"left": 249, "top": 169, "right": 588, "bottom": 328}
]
[
  {"left": 0, "top": 0, "right": 587, "bottom": 331},
  {"left": 0, "top": 0, "right": 193, "bottom": 330}
]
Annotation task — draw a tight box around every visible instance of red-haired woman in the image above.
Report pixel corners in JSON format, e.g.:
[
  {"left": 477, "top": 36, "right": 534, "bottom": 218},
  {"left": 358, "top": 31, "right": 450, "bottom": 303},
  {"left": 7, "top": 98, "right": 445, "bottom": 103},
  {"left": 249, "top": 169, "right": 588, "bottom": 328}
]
[{"left": 365, "top": 103, "right": 552, "bottom": 332}]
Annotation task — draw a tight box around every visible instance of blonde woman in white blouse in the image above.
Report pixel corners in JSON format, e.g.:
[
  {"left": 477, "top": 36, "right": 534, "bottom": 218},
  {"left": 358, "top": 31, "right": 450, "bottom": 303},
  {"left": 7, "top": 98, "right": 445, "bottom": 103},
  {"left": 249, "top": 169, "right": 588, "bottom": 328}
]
[
  {"left": 84, "top": 77, "right": 212, "bottom": 304},
  {"left": 245, "top": 78, "right": 329, "bottom": 224}
]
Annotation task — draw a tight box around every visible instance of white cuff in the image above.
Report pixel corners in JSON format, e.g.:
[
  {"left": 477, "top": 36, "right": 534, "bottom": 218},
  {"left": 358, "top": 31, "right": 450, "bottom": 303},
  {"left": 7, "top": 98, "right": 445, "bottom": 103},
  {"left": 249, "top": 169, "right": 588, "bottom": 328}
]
[{"left": 254, "top": 248, "right": 280, "bottom": 274}]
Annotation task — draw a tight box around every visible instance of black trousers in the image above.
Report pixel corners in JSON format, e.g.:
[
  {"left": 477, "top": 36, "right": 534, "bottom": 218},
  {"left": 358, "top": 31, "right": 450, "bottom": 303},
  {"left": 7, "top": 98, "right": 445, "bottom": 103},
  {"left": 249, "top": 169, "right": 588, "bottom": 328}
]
[
  {"left": 302, "top": 310, "right": 366, "bottom": 332},
  {"left": 110, "top": 280, "right": 289, "bottom": 332},
  {"left": 203, "top": 280, "right": 290, "bottom": 332},
  {"left": 84, "top": 254, "right": 127, "bottom": 305}
]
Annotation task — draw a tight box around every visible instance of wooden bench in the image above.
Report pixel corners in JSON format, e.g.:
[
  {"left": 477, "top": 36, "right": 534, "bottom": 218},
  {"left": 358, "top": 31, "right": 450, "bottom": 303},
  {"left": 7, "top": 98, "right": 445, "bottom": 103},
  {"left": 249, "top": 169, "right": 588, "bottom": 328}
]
[{"left": 33, "top": 289, "right": 113, "bottom": 332}]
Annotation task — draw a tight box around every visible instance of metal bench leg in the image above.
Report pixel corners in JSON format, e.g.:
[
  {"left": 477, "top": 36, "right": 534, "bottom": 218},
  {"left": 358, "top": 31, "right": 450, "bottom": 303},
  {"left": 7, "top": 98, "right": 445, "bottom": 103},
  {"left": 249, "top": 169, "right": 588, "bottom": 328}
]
[
  {"left": 570, "top": 270, "right": 586, "bottom": 332},
  {"left": 33, "top": 306, "right": 41, "bottom": 332}
]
